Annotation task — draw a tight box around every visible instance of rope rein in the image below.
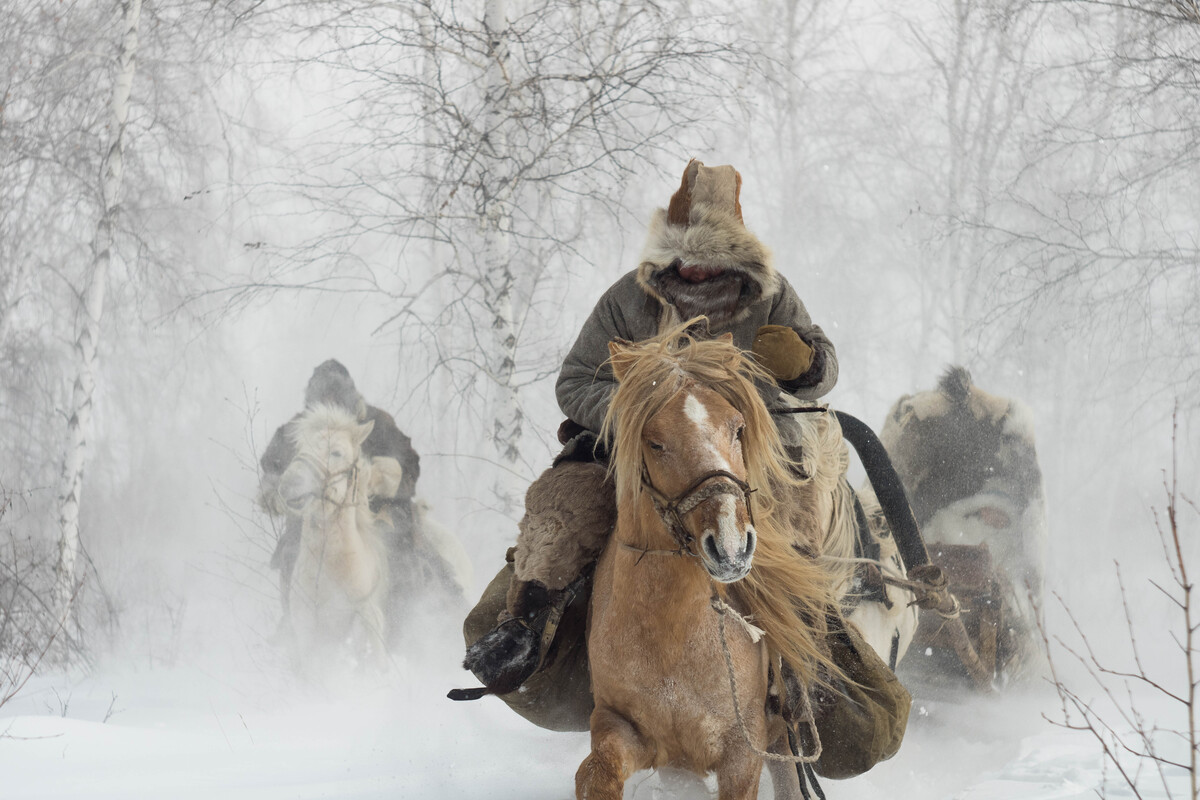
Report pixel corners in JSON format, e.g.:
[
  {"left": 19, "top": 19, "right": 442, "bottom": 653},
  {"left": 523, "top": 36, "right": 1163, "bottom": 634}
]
[
  {"left": 880, "top": 573, "right": 962, "bottom": 619},
  {"left": 820, "top": 554, "right": 963, "bottom": 620},
  {"left": 711, "top": 590, "right": 823, "bottom": 765}
]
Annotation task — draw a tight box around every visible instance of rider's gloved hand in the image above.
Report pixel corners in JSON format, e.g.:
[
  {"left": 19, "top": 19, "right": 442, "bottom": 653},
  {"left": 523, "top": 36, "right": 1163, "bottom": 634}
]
[{"left": 752, "top": 325, "right": 814, "bottom": 382}]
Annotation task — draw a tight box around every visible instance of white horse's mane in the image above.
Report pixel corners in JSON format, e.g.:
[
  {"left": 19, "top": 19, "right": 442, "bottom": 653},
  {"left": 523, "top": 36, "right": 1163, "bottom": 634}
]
[{"left": 290, "top": 403, "right": 362, "bottom": 452}]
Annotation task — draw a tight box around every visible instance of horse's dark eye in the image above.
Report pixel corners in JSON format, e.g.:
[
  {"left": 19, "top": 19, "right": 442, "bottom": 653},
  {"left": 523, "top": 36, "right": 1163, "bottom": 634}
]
[
  {"left": 648, "top": 441, "right": 665, "bottom": 453},
  {"left": 331, "top": 450, "right": 344, "bottom": 459}
]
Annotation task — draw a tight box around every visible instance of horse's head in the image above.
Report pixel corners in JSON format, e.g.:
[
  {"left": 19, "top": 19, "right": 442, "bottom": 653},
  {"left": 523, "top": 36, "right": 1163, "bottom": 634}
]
[
  {"left": 279, "top": 404, "right": 375, "bottom": 512},
  {"left": 605, "top": 326, "right": 790, "bottom": 584},
  {"left": 641, "top": 384, "right": 756, "bottom": 582}
]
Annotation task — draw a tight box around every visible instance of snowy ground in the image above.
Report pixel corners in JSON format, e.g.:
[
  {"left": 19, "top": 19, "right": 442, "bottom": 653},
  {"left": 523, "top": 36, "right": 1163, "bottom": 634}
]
[
  {"left": 0, "top": 625, "right": 1139, "bottom": 800},
  {"left": 0, "top": 525, "right": 1169, "bottom": 800}
]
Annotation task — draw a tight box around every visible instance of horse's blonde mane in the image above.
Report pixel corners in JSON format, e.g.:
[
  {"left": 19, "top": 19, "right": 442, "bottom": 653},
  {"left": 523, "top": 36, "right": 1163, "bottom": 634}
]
[
  {"left": 600, "top": 320, "right": 839, "bottom": 683},
  {"left": 785, "top": 410, "right": 858, "bottom": 594}
]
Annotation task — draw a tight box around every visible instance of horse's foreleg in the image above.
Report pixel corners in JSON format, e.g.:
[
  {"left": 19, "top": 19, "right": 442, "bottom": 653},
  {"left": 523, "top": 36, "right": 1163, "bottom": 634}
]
[
  {"left": 575, "top": 707, "right": 652, "bottom": 800},
  {"left": 359, "top": 595, "right": 390, "bottom": 672},
  {"left": 764, "top": 729, "right": 803, "bottom": 800},
  {"left": 715, "top": 757, "right": 763, "bottom": 800},
  {"left": 714, "top": 727, "right": 768, "bottom": 800}
]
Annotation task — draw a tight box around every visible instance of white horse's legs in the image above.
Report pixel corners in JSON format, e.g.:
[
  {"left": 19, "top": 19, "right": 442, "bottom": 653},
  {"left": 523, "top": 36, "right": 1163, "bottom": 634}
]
[{"left": 358, "top": 593, "right": 390, "bottom": 671}]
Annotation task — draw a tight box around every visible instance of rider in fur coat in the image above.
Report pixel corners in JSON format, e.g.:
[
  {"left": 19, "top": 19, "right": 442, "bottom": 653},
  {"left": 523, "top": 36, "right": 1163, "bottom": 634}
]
[{"left": 465, "top": 160, "right": 840, "bottom": 696}]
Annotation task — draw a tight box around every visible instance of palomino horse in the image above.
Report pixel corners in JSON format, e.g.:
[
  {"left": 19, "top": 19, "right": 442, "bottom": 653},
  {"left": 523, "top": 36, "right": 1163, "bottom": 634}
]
[
  {"left": 578, "top": 329, "right": 861, "bottom": 800},
  {"left": 277, "top": 404, "right": 402, "bottom": 670}
]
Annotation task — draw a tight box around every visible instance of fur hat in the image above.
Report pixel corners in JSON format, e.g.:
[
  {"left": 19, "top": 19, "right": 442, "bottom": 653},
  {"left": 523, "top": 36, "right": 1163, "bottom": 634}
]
[
  {"left": 637, "top": 159, "right": 777, "bottom": 328},
  {"left": 304, "top": 359, "right": 367, "bottom": 419}
]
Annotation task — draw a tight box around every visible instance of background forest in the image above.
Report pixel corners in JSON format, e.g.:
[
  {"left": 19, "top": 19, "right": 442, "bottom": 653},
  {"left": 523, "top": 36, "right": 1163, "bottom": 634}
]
[{"left": 0, "top": 0, "right": 1197, "bottom": 797}]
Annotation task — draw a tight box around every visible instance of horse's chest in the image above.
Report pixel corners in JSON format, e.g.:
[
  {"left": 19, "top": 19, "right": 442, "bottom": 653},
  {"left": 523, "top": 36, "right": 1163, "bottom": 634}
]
[
  {"left": 590, "top": 591, "right": 766, "bottom": 769},
  {"left": 295, "top": 523, "right": 382, "bottom": 603}
]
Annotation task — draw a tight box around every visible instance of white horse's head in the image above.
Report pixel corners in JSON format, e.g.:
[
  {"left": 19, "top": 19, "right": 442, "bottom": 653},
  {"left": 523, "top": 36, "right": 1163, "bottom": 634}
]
[{"left": 279, "top": 404, "right": 375, "bottom": 512}]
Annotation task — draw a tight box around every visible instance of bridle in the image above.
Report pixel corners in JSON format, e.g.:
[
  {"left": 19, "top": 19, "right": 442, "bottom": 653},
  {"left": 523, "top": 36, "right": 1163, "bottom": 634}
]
[
  {"left": 286, "top": 449, "right": 362, "bottom": 512},
  {"left": 634, "top": 463, "right": 757, "bottom": 557}
]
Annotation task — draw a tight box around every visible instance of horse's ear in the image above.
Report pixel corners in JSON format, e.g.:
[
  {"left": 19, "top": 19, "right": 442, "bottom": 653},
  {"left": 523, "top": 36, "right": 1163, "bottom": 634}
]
[
  {"left": 608, "top": 339, "right": 637, "bottom": 382},
  {"left": 354, "top": 418, "right": 375, "bottom": 446},
  {"left": 716, "top": 332, "right": 734, "bottom": 345}
]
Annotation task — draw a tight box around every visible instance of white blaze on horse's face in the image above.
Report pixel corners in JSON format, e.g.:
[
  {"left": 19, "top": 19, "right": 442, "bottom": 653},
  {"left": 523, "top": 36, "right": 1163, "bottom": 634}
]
[{"left": 644, "top": 387, "right": 756, "bottom": 583}]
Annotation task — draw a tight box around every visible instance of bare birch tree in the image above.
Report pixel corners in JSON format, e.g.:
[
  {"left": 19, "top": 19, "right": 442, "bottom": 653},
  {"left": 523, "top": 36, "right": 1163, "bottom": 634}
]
[
  {"left": 895, "top": 0, "right": 1046, "bottom": 370},
  {"left": 54, "top": 0, "right": 144, "bottom": 624},
  {"left": 979, "top": 0, "right": 1200, "bottom": 404},
  {"left": 227, "top": 0, "right": 749, "bottom": 504},
  {"left": 477, "top": 0, "right": 522, "bottom": 473}
]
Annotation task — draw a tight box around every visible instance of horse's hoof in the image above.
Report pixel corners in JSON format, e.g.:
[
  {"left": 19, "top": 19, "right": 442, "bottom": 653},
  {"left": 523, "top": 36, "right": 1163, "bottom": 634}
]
[{"left": 462, "top": 618, "right": 540, "bottom": 694}]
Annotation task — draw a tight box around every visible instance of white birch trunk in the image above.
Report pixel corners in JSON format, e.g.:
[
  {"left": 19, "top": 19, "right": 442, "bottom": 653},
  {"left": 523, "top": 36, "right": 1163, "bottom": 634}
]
[
  {"left": 479, "top": 0, "right": 523, "bottom": 497},
  {"left": 55, "top": 0, "right": 143, "bottom": 621}
]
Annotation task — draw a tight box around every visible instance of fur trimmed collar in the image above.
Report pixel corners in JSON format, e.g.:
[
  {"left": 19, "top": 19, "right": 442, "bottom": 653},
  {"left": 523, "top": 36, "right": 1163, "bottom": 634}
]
[{"left": 636, "top": 204, "right": 777, "bottom": 329}]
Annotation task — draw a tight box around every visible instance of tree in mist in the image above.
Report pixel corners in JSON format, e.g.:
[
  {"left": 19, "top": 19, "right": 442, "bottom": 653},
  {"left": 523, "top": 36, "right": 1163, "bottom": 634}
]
[
  {"left": 1042, "top": 416, "right": 1199, "bottom": 800},
  {"left": 892, "top": 0, "right": 1047, "bottom": 371},
  {"left": 980, "top": 0, "right": 1200, "bottom": 404},
  {"left": 0, "top": 0, "right": 145, "bottom": 634},
  {"left": 54, "top": 0, "right": 144, "bottom": 624},
  {"left": 232, "top": 0, "right": 748, "bottom": 499},
  {"left": 0, "top": 0, "right": 263, "bottom": 652}
]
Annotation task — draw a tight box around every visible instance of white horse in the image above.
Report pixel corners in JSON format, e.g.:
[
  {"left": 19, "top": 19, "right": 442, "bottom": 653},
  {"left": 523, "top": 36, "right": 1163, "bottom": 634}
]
[{"left": 278, "top": 404, "right": 402, "bottom": 671}]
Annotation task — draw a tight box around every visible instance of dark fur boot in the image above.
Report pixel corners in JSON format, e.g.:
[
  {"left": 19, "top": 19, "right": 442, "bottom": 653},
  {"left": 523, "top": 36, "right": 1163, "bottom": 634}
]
[{"left": 462, "top": 579, "right": 557, "bottom": 695}]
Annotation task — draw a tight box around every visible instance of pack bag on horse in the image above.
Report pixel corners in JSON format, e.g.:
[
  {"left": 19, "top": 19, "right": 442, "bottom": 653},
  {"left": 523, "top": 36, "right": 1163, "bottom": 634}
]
[
  {"left": 878, "top": 367, "right": 1048, "bottom": 688},
  {"left": 456, "top": 160, "right": 915, "bottom": 783},
  {"left": 259, "top": 359, "right": 468, "bottom": 647}
]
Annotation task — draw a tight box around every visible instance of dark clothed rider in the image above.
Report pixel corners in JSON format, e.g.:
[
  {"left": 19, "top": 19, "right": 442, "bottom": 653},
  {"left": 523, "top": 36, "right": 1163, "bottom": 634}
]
[{"left": 259, "top": 359, "right": 420, "bottom": 618}]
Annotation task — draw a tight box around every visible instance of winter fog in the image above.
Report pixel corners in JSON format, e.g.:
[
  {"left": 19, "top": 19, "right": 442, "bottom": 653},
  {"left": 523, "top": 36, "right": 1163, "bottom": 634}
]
[{"left": 1, "top": 0, "right": 1197, "bottom": 798}]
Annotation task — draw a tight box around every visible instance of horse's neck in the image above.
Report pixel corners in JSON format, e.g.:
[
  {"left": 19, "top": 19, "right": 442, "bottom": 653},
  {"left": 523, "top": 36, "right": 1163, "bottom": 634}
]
[
  {"left": 301, "top": 499, "right": 369, "bottom": 552},
  {"left": 601, "top": 498, "right": 723, "bottom": 667},
  {"left": 611, "top": 497, "right": 711, "bottom": 598}
]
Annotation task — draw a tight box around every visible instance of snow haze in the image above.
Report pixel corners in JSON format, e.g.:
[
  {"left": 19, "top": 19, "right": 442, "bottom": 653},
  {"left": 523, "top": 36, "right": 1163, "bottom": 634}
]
[{"left": 2, "top": 0, "right": 1197, "bottom": 798}]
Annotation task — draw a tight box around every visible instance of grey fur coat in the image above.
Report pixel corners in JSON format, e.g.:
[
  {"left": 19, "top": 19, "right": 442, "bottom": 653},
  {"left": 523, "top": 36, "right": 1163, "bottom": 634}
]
[{"left": 556, "top": 268, "right": 838, "bottom": 435}]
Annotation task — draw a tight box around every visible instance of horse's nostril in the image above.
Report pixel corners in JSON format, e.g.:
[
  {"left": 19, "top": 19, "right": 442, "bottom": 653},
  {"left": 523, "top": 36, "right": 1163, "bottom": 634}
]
[
  {"left": 703, "top": 534, "right": 722, "bottom": 564},
  {"left": 743, "top": 529, "right": 756, "bottom": 558}
]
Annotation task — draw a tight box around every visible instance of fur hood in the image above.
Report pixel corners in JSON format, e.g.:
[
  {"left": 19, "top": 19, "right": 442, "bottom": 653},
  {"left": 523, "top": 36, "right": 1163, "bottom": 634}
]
[{"left": 636, "top": 161, "right": 778, "bottom": 328}]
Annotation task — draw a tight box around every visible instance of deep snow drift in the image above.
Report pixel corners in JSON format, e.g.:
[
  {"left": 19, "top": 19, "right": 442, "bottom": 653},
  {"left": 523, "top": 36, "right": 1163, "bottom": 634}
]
[{"left": 0, "top": 594, "right": 1146, "bottom": 800}]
